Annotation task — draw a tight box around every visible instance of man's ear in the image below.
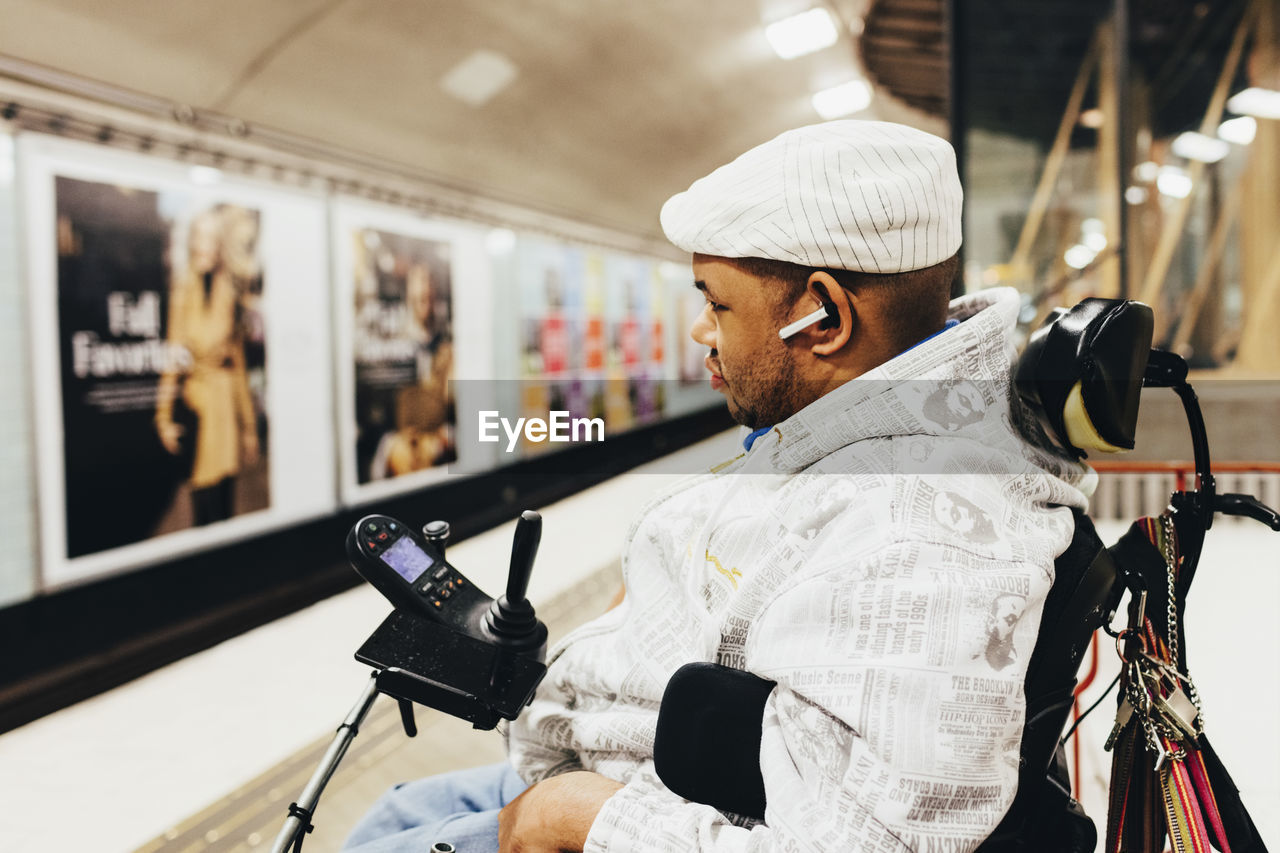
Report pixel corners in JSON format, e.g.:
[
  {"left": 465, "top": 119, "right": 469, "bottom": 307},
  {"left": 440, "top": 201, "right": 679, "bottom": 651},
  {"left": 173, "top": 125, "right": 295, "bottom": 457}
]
[{"left": 805, "top": 271, "right": 854, "bottom": 356}]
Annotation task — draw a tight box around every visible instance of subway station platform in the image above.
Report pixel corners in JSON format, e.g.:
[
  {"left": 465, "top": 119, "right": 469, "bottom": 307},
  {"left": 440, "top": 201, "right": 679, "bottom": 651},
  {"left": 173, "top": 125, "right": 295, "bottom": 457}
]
[{"left": 1, "top": 429, "right": 1276, "bottom": 852}]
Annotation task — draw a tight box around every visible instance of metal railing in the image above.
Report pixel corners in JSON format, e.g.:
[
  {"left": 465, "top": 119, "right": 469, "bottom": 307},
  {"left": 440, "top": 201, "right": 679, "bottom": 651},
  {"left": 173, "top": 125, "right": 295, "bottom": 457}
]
[{"left": 1087, "top": 460, "right": 1280, "bottom": 523}]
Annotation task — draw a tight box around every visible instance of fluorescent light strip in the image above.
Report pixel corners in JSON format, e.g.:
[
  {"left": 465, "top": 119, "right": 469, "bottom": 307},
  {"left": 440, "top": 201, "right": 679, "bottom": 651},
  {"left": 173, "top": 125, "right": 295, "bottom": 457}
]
[
  {"left": 765, "top": 8, "right": 839, "bottom": 60},
  {"left": 1064, "top": 244, "right": 1096, "bottom": 270},
  {"left": 1218, "top": 115, "right": 1257, "bottom": 145},
  {"left": 1133, "top": 161, "right": 1160, "bottom": 183},
  {"left": 1226, "top": 87, "right": 1280, "bottom": 120},
  {"left": 440, "top": 50, "right": 518, "bottom": 107},
  {"left": 812, "top": 79, "right": 872, "bottom": 119},
  {"left": 1157, "top": 166, "right": 1192, "bottom": 199},
  {"left": 1171, "top": 131, "right": 1229, "bottom": 163}
]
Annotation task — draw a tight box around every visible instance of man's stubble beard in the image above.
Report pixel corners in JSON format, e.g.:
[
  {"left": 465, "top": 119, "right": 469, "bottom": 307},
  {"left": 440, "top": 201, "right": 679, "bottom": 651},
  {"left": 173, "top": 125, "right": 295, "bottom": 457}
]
[{"left": 724, "top": 345, "right": 808, "bottom": 430}]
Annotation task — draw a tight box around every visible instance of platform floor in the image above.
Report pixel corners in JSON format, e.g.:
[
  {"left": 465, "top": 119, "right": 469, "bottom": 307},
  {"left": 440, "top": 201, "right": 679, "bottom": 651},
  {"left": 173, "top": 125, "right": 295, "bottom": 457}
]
[
  {"left": 134, "top": 562, "right": 620, "bottom": 853},
  {"left": 1, "top": 425, "right": 1276, "bottom": 852}
]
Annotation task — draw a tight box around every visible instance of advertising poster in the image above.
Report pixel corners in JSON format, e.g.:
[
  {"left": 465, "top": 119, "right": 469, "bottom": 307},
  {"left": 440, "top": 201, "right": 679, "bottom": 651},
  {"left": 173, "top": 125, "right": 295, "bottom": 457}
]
[
  {"left": 518, "top": 239, "right": 578, "bottom": 378},
  {"left": 582, "top": 252, "right": 607, "bottom": 375},
  {"left": 24, "top": 136, "right": 335, "bottom": 587},
  {"left": 54, "top": 178, "right": 269, "bottom": 557},
  {"left": 333, "top": 201, "right": 493, "bottom": 497},
  {"left": 676, "top": 284, "right": 708, "bottom": 384},
  {"left": 604, "top": 254, "right": 665, "bottom": 429},
  {"left": 656, "top": 258, "right": 728, "bottom": 419},
  {"left": 350, "top": 227, "right": 456, "bottom": 483},
  {"left": 515, "top": 239, "right": 603, "bottom": 453}
]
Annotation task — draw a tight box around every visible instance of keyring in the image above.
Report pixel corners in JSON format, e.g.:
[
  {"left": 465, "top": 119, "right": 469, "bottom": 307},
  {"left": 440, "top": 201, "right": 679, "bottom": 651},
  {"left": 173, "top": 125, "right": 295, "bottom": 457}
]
[{"left": 1115, "top": 628, "right": 1148, "bottom": 662}]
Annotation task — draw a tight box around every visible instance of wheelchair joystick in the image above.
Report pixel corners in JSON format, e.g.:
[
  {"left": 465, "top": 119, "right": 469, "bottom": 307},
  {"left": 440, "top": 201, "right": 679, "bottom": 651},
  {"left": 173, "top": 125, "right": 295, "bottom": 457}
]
[
  {"left": 272, "top": 511, "right": 552, "bottom": 852},
  {"left": 484, "top": 511, "right": 549, "bottom": 656}
]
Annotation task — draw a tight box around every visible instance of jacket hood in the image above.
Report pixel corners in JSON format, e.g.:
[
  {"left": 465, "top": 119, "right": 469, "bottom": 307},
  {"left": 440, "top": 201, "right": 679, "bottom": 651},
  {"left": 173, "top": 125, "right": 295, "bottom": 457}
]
[{"left": 746, "top": 287, "right": 1093, "bottom": 491}]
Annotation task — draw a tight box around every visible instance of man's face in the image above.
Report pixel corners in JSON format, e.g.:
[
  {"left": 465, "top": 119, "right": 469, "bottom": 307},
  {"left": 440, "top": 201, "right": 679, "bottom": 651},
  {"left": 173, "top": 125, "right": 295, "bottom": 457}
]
[{"left": 689, "top": 256, "right": 804, "bottom": 429}]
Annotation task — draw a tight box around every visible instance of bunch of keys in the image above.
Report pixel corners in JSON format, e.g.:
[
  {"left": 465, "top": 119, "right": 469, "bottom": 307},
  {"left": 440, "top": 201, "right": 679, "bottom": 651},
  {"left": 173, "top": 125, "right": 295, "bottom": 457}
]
[{"left": 1103, "top": 589, "right": 1205, "bottom": 773}]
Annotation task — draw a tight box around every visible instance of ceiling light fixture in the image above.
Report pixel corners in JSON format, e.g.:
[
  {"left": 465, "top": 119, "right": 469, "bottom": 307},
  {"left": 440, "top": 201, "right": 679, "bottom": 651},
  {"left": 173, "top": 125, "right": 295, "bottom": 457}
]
[
  {"left": 1156, "top": 166, "right": 1193, "bottom": 199},
  {"left": 1225, "top": 87, "right": 1280, "bottom": 120},
  {"left": 1133, "top": 161, "right": 1160, "bottom": 183},
  {"left": 1124, "top": 186, "right": 1148, "bottom": 205},
  {"left": 812, "top": 79, "right": 873, "bottom": 119},
  {"left": 1079, "top": 108, "right": 1104, "bottom": 128},
  {"left": 765, "top": 8, "right": 839, "bottom": 59},
  {"left": 1171, "top": 131, "right": 1229, "bottom": 163},
  {"left": 1217, "top": 115, "right": 1257, "bottom": 145},
  {"left": 1064, "top": 244, "right": 1096, "bottom": 270},
  {"left": 440, "top": 50, "right": 518, "bottom": 107}
]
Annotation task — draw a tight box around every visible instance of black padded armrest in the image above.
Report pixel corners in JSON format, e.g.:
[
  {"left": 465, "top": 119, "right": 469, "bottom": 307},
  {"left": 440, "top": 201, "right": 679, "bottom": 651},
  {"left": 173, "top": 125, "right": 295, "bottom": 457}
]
[{"left": 654, "top": 662, "right": 775, "bottom": 820}]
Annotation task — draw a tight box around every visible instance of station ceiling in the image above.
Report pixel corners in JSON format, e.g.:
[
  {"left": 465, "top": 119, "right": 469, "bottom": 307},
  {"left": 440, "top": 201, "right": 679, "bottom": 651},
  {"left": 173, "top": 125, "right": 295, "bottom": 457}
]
[{"left": 0, "top": 0, "right": 949, "bottom": 242}]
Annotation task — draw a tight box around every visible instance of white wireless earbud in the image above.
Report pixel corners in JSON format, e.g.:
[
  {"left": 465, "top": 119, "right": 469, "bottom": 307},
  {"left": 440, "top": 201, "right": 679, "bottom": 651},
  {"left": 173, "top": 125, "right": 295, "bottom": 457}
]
[{"left": 778, "top": 303, "right": 835, "bottom": 340}]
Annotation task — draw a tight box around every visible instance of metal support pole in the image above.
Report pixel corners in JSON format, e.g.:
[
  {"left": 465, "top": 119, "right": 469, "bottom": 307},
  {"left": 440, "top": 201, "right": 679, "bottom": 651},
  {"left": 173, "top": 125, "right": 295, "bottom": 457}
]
[
  {"left": 270, "top": 673, "right": 382, "bottom": 853},
  {"left": 1114, "top": 0, "right": 1131, "bottom": 299}
]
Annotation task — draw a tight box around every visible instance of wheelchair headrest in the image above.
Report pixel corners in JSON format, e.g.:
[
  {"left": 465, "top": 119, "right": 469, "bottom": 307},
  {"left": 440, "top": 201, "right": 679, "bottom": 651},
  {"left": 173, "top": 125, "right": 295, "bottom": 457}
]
[{"left": 1014, "top": 298, "right": 1153, "bottom": 458}]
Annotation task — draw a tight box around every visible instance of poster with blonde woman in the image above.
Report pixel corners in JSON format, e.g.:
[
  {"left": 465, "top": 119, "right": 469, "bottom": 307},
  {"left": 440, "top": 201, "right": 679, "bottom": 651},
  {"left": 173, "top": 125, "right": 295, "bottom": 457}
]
[
  {"left": 351, "top": 228, "right": 456, "bottom": 483},
  {"left": 53, "top": 176, "right": 269, "bottom": 557},
  {"left": 154, "top": 204, "right": 269, "bottom": 526}
]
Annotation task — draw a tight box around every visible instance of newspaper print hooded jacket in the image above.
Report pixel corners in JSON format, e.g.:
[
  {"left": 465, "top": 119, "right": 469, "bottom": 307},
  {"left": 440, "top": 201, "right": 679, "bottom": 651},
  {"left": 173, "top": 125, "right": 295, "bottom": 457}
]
[{"left": 507, "top": 287, "right": 1096, "bottom": 852}]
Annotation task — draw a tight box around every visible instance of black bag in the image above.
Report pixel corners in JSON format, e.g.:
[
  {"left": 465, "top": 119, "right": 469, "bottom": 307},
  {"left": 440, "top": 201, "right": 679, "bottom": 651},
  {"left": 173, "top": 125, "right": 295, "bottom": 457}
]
[{"left": 169, "top": 379, "right": 199, "bottom": 481}]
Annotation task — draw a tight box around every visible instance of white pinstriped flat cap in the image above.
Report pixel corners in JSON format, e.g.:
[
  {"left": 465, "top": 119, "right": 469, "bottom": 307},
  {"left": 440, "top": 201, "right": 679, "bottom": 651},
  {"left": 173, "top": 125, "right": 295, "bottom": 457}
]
[{"left": 660, "top": 120, "right": 963, "bottom": 274}]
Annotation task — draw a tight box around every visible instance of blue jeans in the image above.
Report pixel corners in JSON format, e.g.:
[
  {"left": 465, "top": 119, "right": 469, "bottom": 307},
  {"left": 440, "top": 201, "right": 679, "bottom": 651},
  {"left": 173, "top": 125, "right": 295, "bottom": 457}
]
[{"left": 341, "top": 762, "right": 529, "bottom": 853}]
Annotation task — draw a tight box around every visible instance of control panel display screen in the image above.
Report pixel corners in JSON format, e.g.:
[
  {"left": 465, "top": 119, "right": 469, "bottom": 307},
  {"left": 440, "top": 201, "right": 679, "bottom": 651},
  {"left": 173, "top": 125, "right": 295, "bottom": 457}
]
[{"left": 380, "top": 536, "right": 436, "bottom": 583}]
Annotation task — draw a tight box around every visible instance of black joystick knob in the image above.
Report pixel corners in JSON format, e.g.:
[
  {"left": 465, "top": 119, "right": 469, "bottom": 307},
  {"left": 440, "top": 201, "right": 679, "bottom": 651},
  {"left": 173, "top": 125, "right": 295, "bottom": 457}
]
[
  {"left": 484, "top": 511, "right": 548, "bottom": 657},
  {"left": 423, "top": 520, "right": 450, "bottom": 559}
]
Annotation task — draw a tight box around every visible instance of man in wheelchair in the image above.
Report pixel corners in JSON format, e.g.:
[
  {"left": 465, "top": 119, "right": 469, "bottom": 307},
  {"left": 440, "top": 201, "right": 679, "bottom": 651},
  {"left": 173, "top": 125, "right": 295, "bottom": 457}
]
[{"left": 346, "top": 121, "right": 1126, "bottom": 852}]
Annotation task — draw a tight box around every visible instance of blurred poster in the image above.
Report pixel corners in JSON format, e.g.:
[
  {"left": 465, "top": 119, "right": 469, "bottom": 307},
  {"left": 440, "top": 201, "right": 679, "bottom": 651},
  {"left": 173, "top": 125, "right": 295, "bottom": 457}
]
[
  {"left": 513, "top": 240, "right": 607, "bottom": 452},
  {"left": 582, "top": 252, "right": 607, "bottom": 373},
  {"left": 54, "top": 176, "right": 269, "bottom": 558},
  {"left": 607, "top": 255, "right": 647, "bottom": 371},
  {"left": 351, "top": 228, "right": 456, "bottom": 483},
  {"left": 605, "top": 255, "right": 666, "bottom": 429},
  {"left": 518, "top": 239, "right": 582, "bottom": 378},
  {"left": 676, "top": 286, "right": 707, "bottom": 384}
]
